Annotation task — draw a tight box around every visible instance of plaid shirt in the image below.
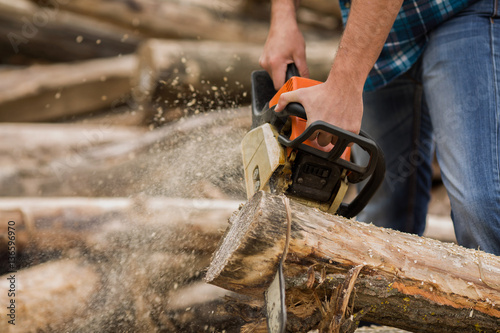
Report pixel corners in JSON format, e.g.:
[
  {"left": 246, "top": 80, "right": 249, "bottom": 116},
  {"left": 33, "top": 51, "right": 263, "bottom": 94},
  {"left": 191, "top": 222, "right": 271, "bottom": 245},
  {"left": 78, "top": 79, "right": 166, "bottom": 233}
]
[{"left": 338, "top": 0, "right": 479, "bottom": 91}]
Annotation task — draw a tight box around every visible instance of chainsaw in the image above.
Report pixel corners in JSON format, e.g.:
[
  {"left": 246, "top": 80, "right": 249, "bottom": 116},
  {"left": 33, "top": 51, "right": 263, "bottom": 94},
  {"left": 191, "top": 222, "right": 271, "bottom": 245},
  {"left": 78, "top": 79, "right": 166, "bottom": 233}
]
[{"left": 241, "top": 64, "right": 386, "bottom": 333}]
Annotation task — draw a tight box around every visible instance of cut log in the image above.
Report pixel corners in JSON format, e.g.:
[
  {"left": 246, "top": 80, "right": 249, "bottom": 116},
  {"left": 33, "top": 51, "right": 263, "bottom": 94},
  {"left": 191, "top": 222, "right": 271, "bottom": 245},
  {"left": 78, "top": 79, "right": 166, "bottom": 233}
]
[
  {"left": 0, "top": 0, "right": 139, "bottom": 62},
  {"left": 0, "top": 122, "right": 146, "bottom": 196},
  {"left": 0, "top": 196, "right": 249, "bottom": 332},
  {"left": 0, "top": 258, "right": 239, "bottom": 332},
  {"left": 206, "top": 191, "right": 500, "bottom": 332},
  {"left": 0, "top": 55, "right": 137, "bottom": 122},
  {"left": 134, "top": 39, "right": 339, "bottom": 123}
]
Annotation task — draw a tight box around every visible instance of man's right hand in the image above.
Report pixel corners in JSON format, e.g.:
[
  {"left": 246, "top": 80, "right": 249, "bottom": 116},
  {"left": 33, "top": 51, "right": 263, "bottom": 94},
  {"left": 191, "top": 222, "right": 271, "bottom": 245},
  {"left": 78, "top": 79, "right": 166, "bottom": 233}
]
[{"left": 259, "top": 0, "right": 309, "bottom": 90}]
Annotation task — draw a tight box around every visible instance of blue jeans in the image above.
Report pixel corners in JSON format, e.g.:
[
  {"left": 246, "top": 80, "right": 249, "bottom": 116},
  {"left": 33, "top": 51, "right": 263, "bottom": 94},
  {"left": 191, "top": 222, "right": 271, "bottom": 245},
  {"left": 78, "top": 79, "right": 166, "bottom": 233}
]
[{"left": 357, "top": 0, "right": 500, "bottom": 255}]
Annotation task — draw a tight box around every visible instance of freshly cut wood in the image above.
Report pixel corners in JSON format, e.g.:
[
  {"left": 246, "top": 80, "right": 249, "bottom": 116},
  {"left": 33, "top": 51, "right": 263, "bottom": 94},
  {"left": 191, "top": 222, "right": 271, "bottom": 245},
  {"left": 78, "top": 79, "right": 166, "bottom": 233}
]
[
  {"left": 206, "top": 191, "right": 500, "bottom": 332},
  {"left": 135, "top": 39, "right": 338, "bottom": 121},
  {"left": 0, "top": 260, "right": 100, "bottom": 333},
  {"left": 0, "top": 197, "right": 249, "bottom": 332},
  {"left": 0, "top": 0, "right": 139, "bottom": 62},
  {"left": 0, "top": 55, "right": 137, "bottom": 122}
]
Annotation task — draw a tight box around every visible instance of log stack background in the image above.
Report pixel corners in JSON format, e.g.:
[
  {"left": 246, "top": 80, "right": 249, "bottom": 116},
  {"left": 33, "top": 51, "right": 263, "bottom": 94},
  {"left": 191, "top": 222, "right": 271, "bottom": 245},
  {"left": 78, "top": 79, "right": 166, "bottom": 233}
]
[{"left": 0, "top": 0, "right": 461, "bottom": 332}]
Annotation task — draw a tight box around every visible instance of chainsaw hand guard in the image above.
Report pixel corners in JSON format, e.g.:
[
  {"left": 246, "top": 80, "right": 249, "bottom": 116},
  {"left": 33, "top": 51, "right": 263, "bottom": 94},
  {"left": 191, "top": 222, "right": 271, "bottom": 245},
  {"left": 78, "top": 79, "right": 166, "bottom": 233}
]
[{"left": 274, "top": 104, "right": 386, "bottom": 218}]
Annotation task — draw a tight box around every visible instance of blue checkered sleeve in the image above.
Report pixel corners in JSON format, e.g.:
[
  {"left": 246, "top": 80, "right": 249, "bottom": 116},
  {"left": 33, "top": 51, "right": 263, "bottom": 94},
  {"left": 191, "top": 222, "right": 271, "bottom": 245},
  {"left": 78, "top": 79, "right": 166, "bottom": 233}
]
[{"left": 338, "top": 0, "right": 479, "bottom": 91}]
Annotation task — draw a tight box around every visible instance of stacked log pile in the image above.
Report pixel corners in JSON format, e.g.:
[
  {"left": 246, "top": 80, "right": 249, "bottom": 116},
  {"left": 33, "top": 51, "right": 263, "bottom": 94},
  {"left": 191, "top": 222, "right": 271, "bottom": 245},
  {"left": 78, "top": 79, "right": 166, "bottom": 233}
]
[
  {"left": 0, "top": 0, "right": 340, "bottom": 123},
  {"left": 0, "top": 1, "right": 489, "bottom": 332}
]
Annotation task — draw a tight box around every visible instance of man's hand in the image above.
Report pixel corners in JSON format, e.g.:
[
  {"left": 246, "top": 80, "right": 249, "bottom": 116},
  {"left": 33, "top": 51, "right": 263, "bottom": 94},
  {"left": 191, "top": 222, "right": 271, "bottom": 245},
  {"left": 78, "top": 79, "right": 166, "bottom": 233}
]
[
  {"left": 275, "top": 78, "right": 364, "bottom": 146},
  {"left": 263, "top": 0, "right": 403, "bottom": 146},
  {"left": 261, "top": 0, "right": 403, "bottom": 146},
  {"left": 259, "top": 0, "right": 309, "bottom": 90}
]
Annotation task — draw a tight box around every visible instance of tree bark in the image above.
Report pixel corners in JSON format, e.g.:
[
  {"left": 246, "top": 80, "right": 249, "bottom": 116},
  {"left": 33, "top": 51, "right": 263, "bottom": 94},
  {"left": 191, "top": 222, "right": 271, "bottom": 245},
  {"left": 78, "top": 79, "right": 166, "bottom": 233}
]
[
  {"left": 206, "top": 191, "right": 500, "bottom": 332},
  {"left": 0, "top": 0, "right": 139, "bottom": 62},
  {"left": 0, "top": 55, "right": 137, "bottom": 122}
]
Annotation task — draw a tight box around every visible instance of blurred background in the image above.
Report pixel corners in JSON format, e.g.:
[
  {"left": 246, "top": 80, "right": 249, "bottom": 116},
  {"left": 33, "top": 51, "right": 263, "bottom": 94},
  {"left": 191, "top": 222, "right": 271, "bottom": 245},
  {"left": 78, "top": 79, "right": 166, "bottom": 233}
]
[{"left": 0, "top": 1, "right": 452, "bottom": 332}]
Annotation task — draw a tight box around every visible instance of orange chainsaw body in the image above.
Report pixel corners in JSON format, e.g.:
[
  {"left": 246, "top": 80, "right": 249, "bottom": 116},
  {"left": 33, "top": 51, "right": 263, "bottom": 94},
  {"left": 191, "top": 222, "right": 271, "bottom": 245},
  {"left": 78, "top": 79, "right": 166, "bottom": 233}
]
[{"left": 268, "top": 76, "right": 351, "bottom": 161}]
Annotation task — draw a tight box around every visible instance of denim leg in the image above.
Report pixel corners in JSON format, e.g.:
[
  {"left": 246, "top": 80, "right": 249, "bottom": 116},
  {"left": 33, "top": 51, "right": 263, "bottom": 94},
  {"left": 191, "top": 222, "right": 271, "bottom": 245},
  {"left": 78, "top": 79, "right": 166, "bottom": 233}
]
[
  {"left": 356, "top": 69, "right": 434, "bottom": 236},
  {"left": 422, "top": 0, "right": 500, "bottom": 255}
]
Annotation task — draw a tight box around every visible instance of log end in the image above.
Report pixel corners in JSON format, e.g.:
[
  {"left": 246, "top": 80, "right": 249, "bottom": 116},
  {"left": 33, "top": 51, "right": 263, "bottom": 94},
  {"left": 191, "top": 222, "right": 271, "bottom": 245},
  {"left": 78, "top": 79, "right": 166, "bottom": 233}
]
[{"left": 205, "top": 191, "right": 288, "bottom": 297}]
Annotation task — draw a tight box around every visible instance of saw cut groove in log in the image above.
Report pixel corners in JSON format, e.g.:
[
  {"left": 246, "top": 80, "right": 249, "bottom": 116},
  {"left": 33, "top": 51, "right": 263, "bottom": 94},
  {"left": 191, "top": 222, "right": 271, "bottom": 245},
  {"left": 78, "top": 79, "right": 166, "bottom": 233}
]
[{"left": 206, "top": 191, "right": 500, "bottom": 332}]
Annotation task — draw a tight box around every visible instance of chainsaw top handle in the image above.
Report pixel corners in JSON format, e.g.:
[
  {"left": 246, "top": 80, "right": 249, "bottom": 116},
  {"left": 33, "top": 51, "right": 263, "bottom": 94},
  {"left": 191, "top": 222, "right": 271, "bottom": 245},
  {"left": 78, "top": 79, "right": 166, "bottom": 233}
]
[{"left": 285, "top": 63, "right": 300, "bottom": 81}]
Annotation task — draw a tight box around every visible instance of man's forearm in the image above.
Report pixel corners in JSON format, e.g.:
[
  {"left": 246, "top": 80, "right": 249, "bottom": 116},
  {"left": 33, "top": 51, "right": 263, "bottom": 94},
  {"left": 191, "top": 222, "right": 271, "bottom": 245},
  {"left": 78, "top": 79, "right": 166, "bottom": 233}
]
[
  {"left": 260, "top": 0, "right": 309, "bottom": 87},
  {"left": 328, "top": 0, "right": 403, "bottom": 89},
  {"left": 269, "top": 0, "right": 300, "bottom": 33}
]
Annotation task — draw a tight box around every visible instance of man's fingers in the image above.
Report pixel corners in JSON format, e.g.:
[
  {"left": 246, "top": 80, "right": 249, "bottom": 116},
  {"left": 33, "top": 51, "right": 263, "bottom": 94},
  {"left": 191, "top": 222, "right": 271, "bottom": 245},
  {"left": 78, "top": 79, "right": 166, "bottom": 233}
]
[
  {"left": 308, "top": 130, "right": 339, "bottom": 147},
  {"left": 272, "top": 61, "right": 291, "bottom": 91},
  {"left": 317, "top": 131, "right": 333, "bottom": 147},
  {"left": 308, "top": 130, "right": 320, "bottom": 142},
  {"left": 275, "top": 90, "right": 297, "bottom": 112},
  {"left": 272, "top": 67, "right": 286, "bottom": 91},
  {"left": 294, "top": 57, "right": 310, "bottom": 79}
]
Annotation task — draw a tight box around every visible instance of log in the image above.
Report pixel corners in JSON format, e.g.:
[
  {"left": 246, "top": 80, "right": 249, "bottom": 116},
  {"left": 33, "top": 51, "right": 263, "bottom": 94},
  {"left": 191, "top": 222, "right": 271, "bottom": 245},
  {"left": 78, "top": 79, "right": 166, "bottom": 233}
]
[
  {"left": 34, "top": 0, "right": 270, "bottom": 43},
  {"left": 66, "top": 105, "right": 146, "bottom": 126},
  {"left": 0, "top": 259, "right": 100, "bottom": 333},
  {"left": 0, "top": 258, "right": 239, "bottom": 332},
  {"left": 0, "top": 55, "right": 137, "bottom": 122},
  {"left": 1, "top": 108, "right": 251, "bottom": 198},
  {"left": 0, "top": 196, "right": 250, "bottom": 332},
  {"left": 0, "top": 122, "right": 146, "bottom": 162},
  {"left": 0, "top": 122, "right": 146, "bottom": 196},
  {"left": 0, "top": 0, "right": 139, "bottom": 62},
  {"left": 0, "top": 197, "right": 240, "bottom": 264},
  {"left": 206, "top": 191, "right": 500, "bottom": 332},
  {"left": 134, "top": 39, "right": 339, "bottom": 122}
]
